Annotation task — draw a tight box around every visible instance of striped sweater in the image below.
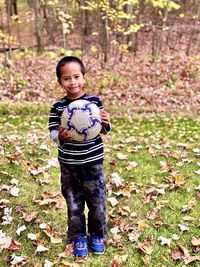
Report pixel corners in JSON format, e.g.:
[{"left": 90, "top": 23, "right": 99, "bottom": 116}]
[{"left": 48, "top": 94, "right": 111, "bottom": 165}]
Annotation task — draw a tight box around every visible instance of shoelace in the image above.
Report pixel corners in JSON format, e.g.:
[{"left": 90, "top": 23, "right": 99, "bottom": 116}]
[
  {"left": 92, "top": 236, "right": 102, "bottom": 243},
  {"left": 75, "top": 237, "right": 87, "bottom": 248}
]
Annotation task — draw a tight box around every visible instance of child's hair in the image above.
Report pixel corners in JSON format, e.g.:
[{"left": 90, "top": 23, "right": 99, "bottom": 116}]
[{"left": 56, "top": 56, "right": 86, "bottom": 81}]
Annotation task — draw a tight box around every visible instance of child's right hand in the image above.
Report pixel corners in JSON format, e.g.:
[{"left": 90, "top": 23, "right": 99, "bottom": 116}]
[{"left": 58, "top": 125, "right": 72, "bottom": 142}]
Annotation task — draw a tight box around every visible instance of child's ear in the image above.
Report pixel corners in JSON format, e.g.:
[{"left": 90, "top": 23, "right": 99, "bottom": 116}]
[
  {"left": 83, "top": 74, "right": 87, "bottom": 82},
  {"left": 81, "top": 75, "right": 86, "bottom": 85}
]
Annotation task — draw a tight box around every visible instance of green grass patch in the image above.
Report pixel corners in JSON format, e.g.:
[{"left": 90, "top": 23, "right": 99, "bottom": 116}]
[{"left": 0, "top": 104, "right": 200, "bottom": 266}]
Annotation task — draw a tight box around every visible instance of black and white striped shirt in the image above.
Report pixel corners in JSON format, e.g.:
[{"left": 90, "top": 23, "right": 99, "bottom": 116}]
[{"left": 49, "top": 94, "right": 111, "bottom": 165}]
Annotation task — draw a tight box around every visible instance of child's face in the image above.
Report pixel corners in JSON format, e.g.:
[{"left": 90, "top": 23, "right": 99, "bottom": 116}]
[{"left": 58, "top": 62, "right": 85, "bottom": 99}]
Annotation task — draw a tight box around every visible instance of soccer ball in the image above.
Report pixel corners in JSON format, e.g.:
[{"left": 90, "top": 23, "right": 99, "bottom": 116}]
[{"left": 61, "top": 99, "right": 102, "bottom": 141}]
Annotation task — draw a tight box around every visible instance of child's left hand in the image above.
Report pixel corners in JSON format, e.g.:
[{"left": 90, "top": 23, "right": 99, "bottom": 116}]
[{"left": 100, "top": 109, "right": 110, "bottom": 127}]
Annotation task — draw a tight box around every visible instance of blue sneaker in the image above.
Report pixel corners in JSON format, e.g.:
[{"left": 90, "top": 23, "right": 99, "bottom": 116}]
[
  {"left": 74, "top": 236, "right": 88, "bottom": 257},
  {"left": 90, "top": 234, "right": 105, "bottom": 254}
]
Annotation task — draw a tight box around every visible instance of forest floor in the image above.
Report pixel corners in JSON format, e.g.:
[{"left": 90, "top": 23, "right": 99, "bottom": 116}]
[
  {"left": 0, "top": 50, "right": 200, "bottom": 116},
  {"left": 0, "top": 49, "right": 200, "bottom": 267}
]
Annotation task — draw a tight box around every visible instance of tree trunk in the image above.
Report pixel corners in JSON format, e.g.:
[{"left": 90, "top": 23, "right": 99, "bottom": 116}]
[
  {"left": 33, "top": 0, "right": 44, "bottom": 53},
  {"left": 43, "top": 0, "right": 55, "bottom": 44},
  {"left": 151, "top": 7, "right": 160, "bottom": 59},
  {"left": 5, "top": 0, "right": 12, "bottom": 58},
  {"left": 159, "top": 5, "right": 169, "bottom": 53},
  {"left": 98, "top": 0, "right": 109, "bottom": 64},
  {"left": 126, "top": 1, "right": 144, "bottom": 55},
  {"left": 79, "top": 0, "right": 91, "bottom": 36},
  {"left": 186, "top": 0, "right": 200, "bottom": 55},
  {"left": 5, "top": 0, "right": 18, "bottom": 16}
]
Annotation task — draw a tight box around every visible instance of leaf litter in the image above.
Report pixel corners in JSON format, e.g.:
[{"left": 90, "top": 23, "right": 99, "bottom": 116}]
[{"left": 0, "top": 90, "right": 200, "bottom": 266}]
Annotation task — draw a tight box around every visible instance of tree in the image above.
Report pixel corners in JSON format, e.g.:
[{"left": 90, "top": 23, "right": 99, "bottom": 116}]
[
  {"left": 186, "top": 0, "right": 200, "bottom": 55},
  {"left": 32, "top": 0, "right": 44, "bottom": 53},
  {"left": 43, "top": 0, "right": 56, "bottom": 44},
  {"left": 5, "top": 0, "right": 17, "bottom": 17}
]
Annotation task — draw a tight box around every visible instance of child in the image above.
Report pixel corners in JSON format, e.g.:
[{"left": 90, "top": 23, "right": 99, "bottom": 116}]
[{"left": 49, "top": 56, "right": 111, "bottom": 257}]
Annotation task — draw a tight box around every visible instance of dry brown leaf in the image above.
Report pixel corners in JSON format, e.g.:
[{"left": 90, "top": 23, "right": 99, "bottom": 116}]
[
  {"left": 137, "top": 220, "right": 148, "bottom": 231},
  {"left": 171, "top": 250, "right": 183, "bottom": 260},
  {"left": 146, "top": 208, "right": 159, "bottom": 220},
  {"left": 22, "top": 211, "right": 38, "bottom": 222},
  {"left": 153, "top": 220, "right": 165, "bottom": 228},
  {"left": 181, "top": 200, "right": 196, "bottom": 212},
  {"left": 182, "top": 216, "right": 196, "bottom": 221},
  {"left": 174, "top": 174, "right": 186, "bottom": 186},
  {"left": 110, "top": 254, "right": 128, "bottom": 267},
  {"left": 191, "top": 237, "right": 200, "bottom": 246},
  {"left": 184, "top": 256, "right": 200, "bottom": 265},
  {"left": 137, "top": 239, "right": 153, "bottom": 255},
  {"left": 142, "top": 254, "right": 151, "bottom": 265},
  {"left": 160, "top": 161, "right": 173, "bottom": 172},
  {"left": 177, "top": 243, "right": 190, "bottom": 257},
  {"left": 7, "top": 239, "right": 21, "bottom": 250}
]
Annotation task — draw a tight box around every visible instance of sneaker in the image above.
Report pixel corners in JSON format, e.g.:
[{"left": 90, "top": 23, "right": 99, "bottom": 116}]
[
  {"left": 90, "top": 233, "right": 105, "bottom": 254},
  {"left": 74, "top": 236, "right": 88, "bottom": 257}
]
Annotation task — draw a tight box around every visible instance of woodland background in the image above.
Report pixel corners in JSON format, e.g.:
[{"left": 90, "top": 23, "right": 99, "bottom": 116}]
[
  {"left": 0, "top": 0, "right": 199, "bottom": 113},
  {"left": 0, "top": 1, "right": 200, "bottom": 267}
]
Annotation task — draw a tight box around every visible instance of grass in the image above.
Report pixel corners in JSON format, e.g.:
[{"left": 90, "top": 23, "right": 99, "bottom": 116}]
[{"left": 0, "top": 103, "right": 200, "bottom": 266}]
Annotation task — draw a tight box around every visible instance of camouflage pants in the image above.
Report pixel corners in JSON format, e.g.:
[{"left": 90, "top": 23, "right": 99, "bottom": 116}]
[{"left": 60, "top": 162, "right": 107, "bottom": 241}]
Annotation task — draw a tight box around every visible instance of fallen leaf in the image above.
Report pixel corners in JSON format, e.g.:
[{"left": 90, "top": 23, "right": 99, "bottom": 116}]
[
  {"left": 16, "top": 225, "right": 27, "bottom": 236},
  {"left": 184, "top": 255, "right": 200, "bottom": 265},
  {"left": 1, "top": 208, "right": 13, "bottom": 225},
  {"left": 153, "top": 220, "right": 165, "bottom": 229},
  {"left": 110, "top": 226, "right": 120, "bottom": 235},
  {"left": 22, "top": 211, "right": 38, "bottom": 222},
  {"left": 171, "top": 250, "right": 183, "bottom": 260},
  {"left": 10, "top": 254, "right": 27, "bottom": 265},
  {"left": 126, "top": 161, "right": 138, "bottom": 170},
  {"left": 178, "top": 224, "right": 189, "bottom": 232},
  {"left": 110, "top": 254, "right": 128, "bottom": 267},
  {"left": 10, "top": 186, "right": 19, "bottom": 197},
  {"left": 36, "top": 244, "right": 49, "bottom": 253},
  {"left": 27, "top": 233, "right": 37, "bottom": 240},
  {"left": 128, "top": 232, "right": 141, "bottom": 243},
  {"left": 181, "top": 200, "right": 195, "bottom": 212},
  {"left": 158, "top": 236, "right": 171, "bottom": 246},
  {"left": 196, "top": 192, "right": 200, "bottom": 198},
  {"left": 172, "top": 234, "right": 180, "bottom": 240},
  {"left": 177, "top": 243, "right": 190, "bottom": 257},
  {"left": 191, "top": 237, "right": 200, "bottom": 246},
  {"left": 156, "top": 188, "right": 165, "bottom": 195},
  {"left": 195, "top": 170, "right": 200, "bottom": 175},
  {"left": 137, "top": 239, "right": 153, "bottom": 255},
  {"left": 7, "top": 239, "right": 22, "bottom": 250},
  {"left": 108, "top": 197, "right": 119, "bottom": 207},
  {"left": 110, "top": 172, "right": 123, "bottom": 187},
  {"left": 182, "top": 215, "right": 196, "bottom": 221},
  {"left": 146, "top": 208, "right": 159, "bottom": 220},
  {"left": 160, "top": 161, "right": 173, "bottom": 172},
  {"left": 44, "top": 259, "right": 53, "bottom": 267},
  {"left": 142, "top": 254, "right": 151, "bottom": 265},
  {"left": 117, "top": 152, "right": 128, "bottom": 160}
]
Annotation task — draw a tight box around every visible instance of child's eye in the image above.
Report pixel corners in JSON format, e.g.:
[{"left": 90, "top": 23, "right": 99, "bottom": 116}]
[{"left": 75, "top": 76, "right": 80, "bottom": 79}]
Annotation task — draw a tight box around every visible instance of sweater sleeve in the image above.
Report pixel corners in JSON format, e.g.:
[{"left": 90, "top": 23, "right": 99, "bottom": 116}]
[
  {"left": 49, "top": 104, "right": 61, "bottom": 132},
  {"left": 49, "top": 104, "right": 62, "bottom": 145}
]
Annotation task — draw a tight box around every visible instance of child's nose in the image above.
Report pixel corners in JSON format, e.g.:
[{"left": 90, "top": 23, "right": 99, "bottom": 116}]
[{"left": 71, "top": 78, "right": 76, "bottom": 84}]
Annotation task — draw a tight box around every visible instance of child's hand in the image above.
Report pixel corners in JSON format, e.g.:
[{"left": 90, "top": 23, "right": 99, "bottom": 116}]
[
  {"left": 100, "top": 109, "right": 110, "bottom": 127},
  {"left": 58, "top": 125, "right": 72, "bottom": 142}
]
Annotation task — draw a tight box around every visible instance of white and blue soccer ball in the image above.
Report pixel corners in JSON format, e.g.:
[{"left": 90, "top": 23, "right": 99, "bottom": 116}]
[{"left": 61, "top": 99, "right": 102, "bottom": 141}]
